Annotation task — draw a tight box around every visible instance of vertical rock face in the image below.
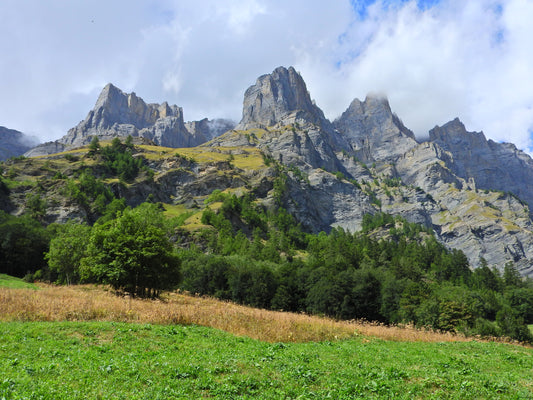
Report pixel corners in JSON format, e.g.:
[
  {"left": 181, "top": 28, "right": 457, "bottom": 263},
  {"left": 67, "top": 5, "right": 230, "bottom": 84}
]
[
  {"left": 62, "top": 83, "right": 199, "bottom": 148},
  {"left": 236, "top": 66, "right": 328, "bottom": 130},
  {"left": 0, "top": 127, "right": 38, "bottom": 160},
  {"left": 429, "top": 118, "right": 533, "bottom": 212},
  {"left": 227, "top": 66, "right": 349, "bottom": 172},
  {"left": 334, "top": 96, "right": 418, "bottom": 163}
]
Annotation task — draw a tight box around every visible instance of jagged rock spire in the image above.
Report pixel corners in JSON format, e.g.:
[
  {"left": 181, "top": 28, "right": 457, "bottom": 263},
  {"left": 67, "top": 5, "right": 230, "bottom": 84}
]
[
  {"left": 236, "top": 66, "right": 327, "bottom": 129},
  {"left": 60, "top": 84, "right": 208, "bottom": 148},
  {"left": 333, "top": 95, "right": 418, "bottom": 163}
]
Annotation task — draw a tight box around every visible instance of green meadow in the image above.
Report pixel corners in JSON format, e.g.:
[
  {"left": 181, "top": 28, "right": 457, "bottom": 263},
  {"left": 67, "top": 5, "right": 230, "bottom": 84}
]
[
  {"left": 0, "top": 274, "right": 37, "bottom": 290},
  {"left": 1, "top": 321, "right": 532, "bottom": 399}
]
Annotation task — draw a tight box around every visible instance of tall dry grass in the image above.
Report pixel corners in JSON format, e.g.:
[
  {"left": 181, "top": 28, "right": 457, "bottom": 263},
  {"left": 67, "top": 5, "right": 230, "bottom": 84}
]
[{"left": 0, "top": 284, "right": 473, "bottom": 343}]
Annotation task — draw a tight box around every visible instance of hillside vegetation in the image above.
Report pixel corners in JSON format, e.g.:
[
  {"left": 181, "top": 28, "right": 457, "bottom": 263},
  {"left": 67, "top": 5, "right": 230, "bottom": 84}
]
[{"left": 1, "top": 138, "right": 533, "bottom": 343}]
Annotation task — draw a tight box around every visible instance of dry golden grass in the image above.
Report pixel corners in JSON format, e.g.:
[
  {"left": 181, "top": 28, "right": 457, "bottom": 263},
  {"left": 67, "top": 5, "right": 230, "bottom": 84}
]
[{"left": 0, "top": 284, "right": 476, "bottom": 344}]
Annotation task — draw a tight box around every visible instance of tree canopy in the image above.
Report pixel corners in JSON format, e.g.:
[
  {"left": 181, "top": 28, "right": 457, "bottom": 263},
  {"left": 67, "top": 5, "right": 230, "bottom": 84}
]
[{"left": 80, "top": 203, "right": 180, "bottom": 297}]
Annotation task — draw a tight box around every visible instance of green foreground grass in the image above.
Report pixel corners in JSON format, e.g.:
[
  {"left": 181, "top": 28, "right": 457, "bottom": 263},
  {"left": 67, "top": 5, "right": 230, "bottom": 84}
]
[
  {"left": 1, "top": 321, "right": 532, "bottom": 399},
  {"left": 0, "top": 274, "right": 36, "bottom": 289}
]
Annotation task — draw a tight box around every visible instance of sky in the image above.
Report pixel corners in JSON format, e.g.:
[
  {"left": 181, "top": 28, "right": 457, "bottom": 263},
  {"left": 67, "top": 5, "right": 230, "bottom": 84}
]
[{"left": 1, "top": 0, "right": 533, "bottom": 152}]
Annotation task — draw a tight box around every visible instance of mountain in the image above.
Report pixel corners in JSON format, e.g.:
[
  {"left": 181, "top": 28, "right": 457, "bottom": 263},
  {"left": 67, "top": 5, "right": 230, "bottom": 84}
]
[
  {"left": 207, "top": 67, "right": 533, "bottom": 277},
  {"left": 25, "top": 84, "right": 235, "bottom": 156},
  {"left": 0, "top": 126, "right": 38, "bottom": 160},
  {"left": 333, "top": 95, "right": 418, "bottom": 163},
  {"left": 428, "top": 118, "right": 533, "bottom": 211},
  {"left": 4, "top": 66, "right": 533, "bottom": 277},
  {"left": 236, "top": 66, "right": 328, "bottom": 130}
]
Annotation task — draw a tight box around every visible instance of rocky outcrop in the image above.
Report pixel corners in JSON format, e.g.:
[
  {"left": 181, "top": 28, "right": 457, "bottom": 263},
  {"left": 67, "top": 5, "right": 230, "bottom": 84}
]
[
  {"left": 334, "top": 96, "right": 418, "bottom": 163},
  {"left": 24, "top": 141, "right": 67, "bottom": 158},
  {"left": 63, "top": 84, "right": 202, "bottom": 148},
  {"left": 394, "top": 138, "right": 533, "bottom": 276},
  {"left": 0, "top": 127, "right": 38, "bottom": 160},
  {"left": 25, "top": 84, "right": 231, "bottom": 156},
  {"left": 220, "top": 67, "right": 350, "bottom": 173},
  {"left": 428, "top": 118, "right": 533, "bottom": 213},
  {"left": 236, "top": 66, "right": 329, "bottom": 130}
]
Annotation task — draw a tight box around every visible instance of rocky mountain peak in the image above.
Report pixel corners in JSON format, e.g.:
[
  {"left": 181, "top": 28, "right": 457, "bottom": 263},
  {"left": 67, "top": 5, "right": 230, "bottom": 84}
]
[
  {"left": 55, "top": 84, "right": 211, "bottom": 149},
  {"left": 94, "top": 83, "right": 122, "bottom": 109},
  {"left": 236, "top": 66, "right": 326, "bottom": 130},
  {"left": 428, "top": 118, "right": 533, "bottom": 213},
  {"left": 333, "top": 94, "right": 418, "bottom": 163},
  {"left": 85, "top": 83, "right": 183, "bottom": 132},
  {"left": 429, "top": 118, "right": 489, "bottom": 150}
]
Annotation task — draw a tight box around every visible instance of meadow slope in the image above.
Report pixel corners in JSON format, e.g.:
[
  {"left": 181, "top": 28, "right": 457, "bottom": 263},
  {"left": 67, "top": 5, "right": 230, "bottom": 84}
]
[{"left": 1, "top": 283, "right": 532, "bottom": 399}]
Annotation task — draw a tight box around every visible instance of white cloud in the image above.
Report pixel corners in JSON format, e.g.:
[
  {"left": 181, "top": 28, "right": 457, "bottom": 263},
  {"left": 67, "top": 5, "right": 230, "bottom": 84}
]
[
  {"left": 304, "top": 0, "right": 533, "bottom": 150},
  {"left": 0, "top": 0, "right": 532, "bottom": 152}
]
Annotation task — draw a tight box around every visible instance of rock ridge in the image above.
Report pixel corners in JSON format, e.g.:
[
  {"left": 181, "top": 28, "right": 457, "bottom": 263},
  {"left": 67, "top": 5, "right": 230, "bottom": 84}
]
[
  {"left": 428, "top": 118, "right": 533, "bottom": 212},
  {"left": 25, "top": 85, "right": 235, "bottom": 156},
  {"left": 334, "top": 95, "right": 419, "bottom": 163}
]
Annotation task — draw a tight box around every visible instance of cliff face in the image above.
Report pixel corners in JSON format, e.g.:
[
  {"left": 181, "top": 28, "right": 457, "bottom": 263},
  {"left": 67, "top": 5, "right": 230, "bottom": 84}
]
[
  {"left": 333, "top": 96, "right": 418, "bottom": 163},
  {"left": 428, "top": 118, "right": 533, "bottom": 212},
  {"left": 62, "top": 84, "right": 203, "bottom": 148},
  {"left": 236, "top": 66, "right": 327, "bottom": 130}
]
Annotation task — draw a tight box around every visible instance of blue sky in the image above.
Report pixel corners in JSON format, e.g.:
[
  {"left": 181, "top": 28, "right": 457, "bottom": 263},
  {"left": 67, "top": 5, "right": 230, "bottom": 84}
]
[
  {"left": 352, "top": 0, "right": 441, "bottom": 18},
  {"left": 1, "top": 0, "right": 532, "bottom": 153}
]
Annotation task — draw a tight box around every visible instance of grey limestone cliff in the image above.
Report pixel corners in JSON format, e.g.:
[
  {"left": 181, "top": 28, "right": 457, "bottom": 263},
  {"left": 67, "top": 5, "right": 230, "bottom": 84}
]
[
  {"left": 334, "top": 96, "right": 418, "bottom": 163},
  {"left": 236, "top": 66, "right": 329, "bottom": 130},
  {"left": 63, "top": 83, "right": 202, "bottom": 148},
  {"left": 26, "top": 84, "right": 230, "bottom": 156},
  {"left": 217, "top": 67, "right": 350, "bottom": 173},
  {"left": 428, "top": 118, "right": 533, "bottom": 213},
  {"left": 395, "top": 138, "right": 533, "bottom": 276}
]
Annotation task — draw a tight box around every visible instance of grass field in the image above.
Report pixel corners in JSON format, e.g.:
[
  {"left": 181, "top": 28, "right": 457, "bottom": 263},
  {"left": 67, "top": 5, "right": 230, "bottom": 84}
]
[
  {"left": 1, "top": 321, "right": 532, "bottom": 399},
  {"left": 1, "top": 278, "right": 532, "bottom": 399},
  {"left": 0, "top": 274, "right": 37, "bottom": 289}
]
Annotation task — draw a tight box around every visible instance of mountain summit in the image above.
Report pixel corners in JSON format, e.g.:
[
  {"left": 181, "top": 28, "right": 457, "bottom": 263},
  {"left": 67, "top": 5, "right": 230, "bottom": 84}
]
[
  {"left": 24, "top": 85, "right": 235, "bottom": 157},
  {"left": 64, "top": 83, "right": 204, "bottom": 148},
  {"left": 334, "top": 95, "right": 418, "bottom": 163},
  {"left": 236, "top": 66, "right": 328, "bottom": 130},
  {"left": 428, "top": 118, "right": 533, "bottom": 211}
]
